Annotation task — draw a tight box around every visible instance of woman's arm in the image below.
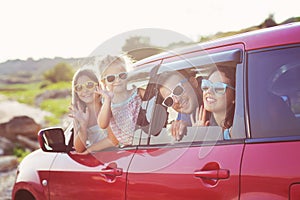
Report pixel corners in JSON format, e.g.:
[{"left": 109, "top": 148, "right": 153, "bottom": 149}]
[
  {"left": 73, "top": 126, "right": 88, "bottom": 153},
  {"left": 83, "top": 127, "right": 119, "bottom": 153},
  {"left": 69, "top": 104, "right": 89, "bottom": 153}
]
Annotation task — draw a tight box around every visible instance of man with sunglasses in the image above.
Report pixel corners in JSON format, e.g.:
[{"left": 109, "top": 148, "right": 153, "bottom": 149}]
[
  {"left": 159, "top": 66, "right": 236, "bottom": 141},
  {"left": 158, "top": 69, "right": 203, "bottom": 141}
]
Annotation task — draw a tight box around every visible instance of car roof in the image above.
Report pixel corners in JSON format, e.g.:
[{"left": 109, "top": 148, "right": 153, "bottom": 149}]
[{"left": 133, "top": 22, "right": 300, "bottom": 68}]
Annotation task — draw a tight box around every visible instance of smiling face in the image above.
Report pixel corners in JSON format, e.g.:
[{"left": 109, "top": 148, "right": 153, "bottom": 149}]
[
  {"left": 75, "top": 75, "right": 96, "bottom": 105},
  {"left": 102, "top": 63, "right": 128, "bottom": 93},
  {"left": 160, "top": 73, "right": 199, "bottom": 114},
  {"left": 203, "top": 70, "right": 235, "bottom": 122}
]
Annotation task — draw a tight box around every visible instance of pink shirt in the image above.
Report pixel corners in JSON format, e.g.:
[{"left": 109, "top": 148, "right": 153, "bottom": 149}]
[{"left": 110, "top": 89, "right": 142, "bottom": 146}]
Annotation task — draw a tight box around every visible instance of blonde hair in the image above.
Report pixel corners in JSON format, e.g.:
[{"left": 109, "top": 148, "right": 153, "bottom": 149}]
[
  {"left": 98, "top": 54, "right": 136, "bottom": 78},
  {"left": 98, "top": 55, "right": 126, "bottom": 77}
]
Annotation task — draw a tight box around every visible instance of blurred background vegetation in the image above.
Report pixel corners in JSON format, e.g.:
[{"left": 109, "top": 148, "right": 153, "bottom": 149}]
[{"left": 0, "top": 62, "right": 74, "bottom": 126}]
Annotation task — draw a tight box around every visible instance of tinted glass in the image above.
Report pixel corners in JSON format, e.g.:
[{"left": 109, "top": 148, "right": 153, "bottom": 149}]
[{"left": 248, "top": 46, "right": 300, "bottom": 138}]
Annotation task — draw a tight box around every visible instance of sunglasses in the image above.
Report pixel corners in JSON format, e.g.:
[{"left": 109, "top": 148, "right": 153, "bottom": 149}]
[
  {"left": 162, "top": 79, "right": 188, "bottom": 107},
  {"left": 201, "top": 79, "right": 235, "bottom": 95},
  {"left": 103, "top": 72, "right": 128, "bottom": 83},
  {"left": 74, "top": 81, "right": 97, "bottom": 92}
]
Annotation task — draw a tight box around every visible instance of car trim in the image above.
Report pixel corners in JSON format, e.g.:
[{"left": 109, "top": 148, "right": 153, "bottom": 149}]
[
  {"left": 247, "top": 43, "right": 300, "bottom": 54},
  {"left": 136, "top": 139, "right": 245, "bottom": 150},
  {"left": 158, "top": 49, "right": 242, "bottom": 73},
  {"left": 245, "top": 136, "right": 300, "bottom": 144}
]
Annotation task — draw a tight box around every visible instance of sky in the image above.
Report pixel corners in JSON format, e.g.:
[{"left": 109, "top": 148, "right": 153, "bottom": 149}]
[{"left": 0, "top": 0, "right": 299, "bottom": 63}]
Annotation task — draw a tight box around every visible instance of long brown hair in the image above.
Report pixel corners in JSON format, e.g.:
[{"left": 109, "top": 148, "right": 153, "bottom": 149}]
[
  {"left": 72, "top": 68, "right": 99, "bottom": 110},
  {"left": 215, "top": 66, "right": 236, "bottom": 129}
]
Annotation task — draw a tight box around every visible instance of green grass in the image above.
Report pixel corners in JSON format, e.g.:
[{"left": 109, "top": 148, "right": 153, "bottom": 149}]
[
  {"left": 13, "top": 146, "right": 31, "bottom": 162},
  {"left": 43, "top": 81, "right": 71, "bottom": 90},
  {"left": 0, "top": 82, "right": 42, "bottom": 105},
  {"left": 0, "top": 81, "right": 72, "bottom": 126},
  {"left": 40, "top": 97, "right": 71, "bottom": 126},
  {"left": 0, "top": 81, "right": 71, "bottom": 105}
]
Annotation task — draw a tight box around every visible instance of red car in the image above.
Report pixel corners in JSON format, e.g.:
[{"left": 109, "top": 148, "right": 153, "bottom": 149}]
[{"left": 12, "top": 22, "right": 300, "bottom": 200}]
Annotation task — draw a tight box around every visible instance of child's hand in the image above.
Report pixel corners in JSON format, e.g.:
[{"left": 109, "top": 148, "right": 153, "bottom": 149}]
[{"left": 95, "top": 85, "right": 114, "bottom": 102}]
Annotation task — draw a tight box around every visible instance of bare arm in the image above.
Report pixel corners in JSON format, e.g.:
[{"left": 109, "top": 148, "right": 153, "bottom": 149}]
[
  {"left": 95, "top": 86, "right": 113, "bottom": 129},
  {"left": 138, "top": 87, "right": 146, "bottom": 99},
  {"left": 69, "top": 103, "right": 89, "bottom": 153},
  {"left": 73, "top": 127, "right": 88, "bottom": 153},
  {"left": 97, "top": 98, "right": 112, "bottom": 128},
  {"left": 79, "top": 127, "right": 119, "bottom": 154},
  {"left": 94, "top": 86, "right": 102, "bottom": 115}
]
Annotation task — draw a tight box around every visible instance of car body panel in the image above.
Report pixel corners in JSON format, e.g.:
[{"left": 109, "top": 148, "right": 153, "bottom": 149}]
[
  {"left": 47, "top": 148, "right": 136, "bottom": 200},
  {"left": 12, "top": 149, "right": 57, "bottom": 200},
  {"left": 127, "top": 143, "right": 244, "bottom": 199},
  {"left": 240, "top": 141, "right": 300, "bottom": 199}
]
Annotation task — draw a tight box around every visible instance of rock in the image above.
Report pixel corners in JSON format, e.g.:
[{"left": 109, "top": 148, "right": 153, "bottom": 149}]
[
  {"left": 16, "top": 135, "right": 39, "bottom": 150},
  {"left": 0, "top": 156, "right": 18, "bottom": 172},
  {"left": 0, "top": 137, "right": 15, "bottom": 155},
  {"left": 0, "top": 168, "right": 17, "bottom": 200},
  {"left": 35, "top": 89, "right": 71, "bottom": 106},
  {"left": 0, "top": 116, "right": 41, "bottom": 141},
  {"left": 0, "top": 99, "right": 52, "bottom": 125}
]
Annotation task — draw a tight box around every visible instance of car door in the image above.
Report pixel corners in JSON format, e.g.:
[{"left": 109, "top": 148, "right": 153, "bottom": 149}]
[
  {"left": 44, "top": 115, "right": 136, "bottom": 200},
  {"left": 241, "top": 45, "right": 300, "bottom": 199},
  {"left": 48, "top": 147, "right": 136, "bottom": 200},
  {"left": 126, "top": 47, "right": 246, "bottom": 199}
]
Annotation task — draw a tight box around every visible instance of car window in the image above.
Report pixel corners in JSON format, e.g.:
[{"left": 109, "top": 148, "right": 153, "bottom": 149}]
[
  {"left": 61, "top": 122, "right": 74, "bottom": 147},
  {"left": 248, "top": 45, "right": 300, "bottom": 138},
  {"left": 130, "top": 62, "right": 167, "bottom": 145},
  {"left": 137, "top": 49, "right": 244, "bottom": 146}
]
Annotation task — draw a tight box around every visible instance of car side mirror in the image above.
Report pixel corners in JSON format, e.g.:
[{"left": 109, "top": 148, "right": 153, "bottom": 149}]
[{"left": 38, "top": 127, "right": 67, "bottom": 152}]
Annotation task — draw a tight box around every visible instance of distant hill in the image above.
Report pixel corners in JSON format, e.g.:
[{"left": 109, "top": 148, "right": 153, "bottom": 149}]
[
  {"left": 0, "top": 57, "right": 93, "bottom": 84},
  {"left": 199, "top": 16, "right": 300, "bottom": 42}
]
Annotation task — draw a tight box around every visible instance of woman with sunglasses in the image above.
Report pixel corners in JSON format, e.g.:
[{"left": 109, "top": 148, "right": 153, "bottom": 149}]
[
  {"left": 69, "top": 68, "right": 118, "bottom": 153},
  {"left": 96, "top": 55, "right": 145, "bottom": 147},
  {"left": 196, "top": 66, "right": 236, "bottom": 139}
]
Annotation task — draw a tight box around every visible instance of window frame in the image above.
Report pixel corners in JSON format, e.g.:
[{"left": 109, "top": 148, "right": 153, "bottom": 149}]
[
  {"left": 135, "top": 46, "right": 247, "bottom": 148},
  {"left": 245, "top": 44, "right": 300, "bottom": 142}
]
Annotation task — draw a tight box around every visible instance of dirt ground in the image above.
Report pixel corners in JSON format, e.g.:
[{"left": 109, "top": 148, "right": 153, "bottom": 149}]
[
  {"left": 0, "top": 95, "right": 52, "bottom": 200},
  {"left": 0, "top": 169, "right": 16, "bottom": 200},
  {"left": 0, "top": 95, "right": 52, "bottom": 125}
]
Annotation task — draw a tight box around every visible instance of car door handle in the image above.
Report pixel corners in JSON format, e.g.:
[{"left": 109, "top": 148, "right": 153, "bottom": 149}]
[
  {"left": 100, "top": 168, "right": 123, "bottom": 176},
  {"left": 194, "top": 169, "right": 229, "bottom": 179}
]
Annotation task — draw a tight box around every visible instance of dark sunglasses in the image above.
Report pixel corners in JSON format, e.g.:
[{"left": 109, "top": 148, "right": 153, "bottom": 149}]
[
  {"left": 162, "top": 79, "right": 188, "bottom": 107},
  {"left": 103, "top": 72, "right": 128, "bottom": 83},
  {"left": 74, "top": 81, "right": 97, "bottom": 92},
  {"left": 201, "top": 79, "right": 235, "bottom": 95}
]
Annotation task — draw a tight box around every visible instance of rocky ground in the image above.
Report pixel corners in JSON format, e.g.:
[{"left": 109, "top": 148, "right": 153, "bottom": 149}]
[
  {"left": 0, "top": 95, "right": 51, "bottom": 125},
  {"left": 0, "top": 169, "right": 17, "bottom": 200},
  {"left": 0, "top": 95, "right": 52, "bottom": 200}
]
